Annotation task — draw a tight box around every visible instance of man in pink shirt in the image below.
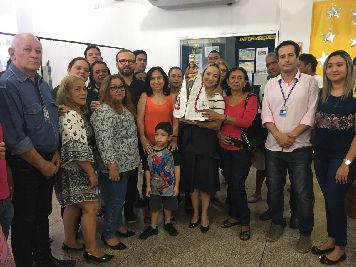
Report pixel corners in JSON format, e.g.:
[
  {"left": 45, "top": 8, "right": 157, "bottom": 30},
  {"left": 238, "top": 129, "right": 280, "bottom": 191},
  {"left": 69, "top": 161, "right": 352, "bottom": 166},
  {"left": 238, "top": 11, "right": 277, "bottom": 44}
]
[
  {"left": 261, "top": 40, "right": 319, "bottom": 253},
  {"left": 0, "top": 123, "right": 13, "bottom": 240}
]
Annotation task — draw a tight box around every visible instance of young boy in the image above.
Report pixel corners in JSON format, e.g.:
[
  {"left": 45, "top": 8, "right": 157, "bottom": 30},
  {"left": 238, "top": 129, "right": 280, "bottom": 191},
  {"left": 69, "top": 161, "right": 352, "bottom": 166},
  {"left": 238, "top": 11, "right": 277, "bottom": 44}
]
[{"left": 139, "top": 122, "right": 180, "bottom": 239}]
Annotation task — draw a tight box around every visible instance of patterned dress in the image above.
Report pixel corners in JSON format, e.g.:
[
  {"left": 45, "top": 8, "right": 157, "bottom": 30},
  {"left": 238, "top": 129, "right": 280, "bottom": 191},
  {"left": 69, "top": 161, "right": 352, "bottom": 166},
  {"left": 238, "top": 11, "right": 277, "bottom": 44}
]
[{"left": 54, "top": 111, "right": 97, "bottom": 207}]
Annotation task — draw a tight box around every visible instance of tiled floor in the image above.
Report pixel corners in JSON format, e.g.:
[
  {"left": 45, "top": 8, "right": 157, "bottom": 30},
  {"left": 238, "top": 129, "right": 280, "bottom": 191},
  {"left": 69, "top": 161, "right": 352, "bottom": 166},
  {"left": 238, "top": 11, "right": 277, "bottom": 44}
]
[{"left": 45, "top": 167, "right": 356, "bottom": 267}]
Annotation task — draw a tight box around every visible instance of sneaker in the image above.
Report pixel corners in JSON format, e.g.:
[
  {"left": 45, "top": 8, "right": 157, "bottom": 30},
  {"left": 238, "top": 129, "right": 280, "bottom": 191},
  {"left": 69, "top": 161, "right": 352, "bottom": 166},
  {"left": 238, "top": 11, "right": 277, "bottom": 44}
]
[
  {"left": 259, "top": 209, "right": 272, "bottom": 221},
  {"left": 138, "top": 226, "right": 158, "bottom": 240},
  {"left": 295, "top": 235, "right": 312, "bottom": 254},
  {"left": 164, "top": 223, "right": 178, "bottom": 236},
  {"left": 248, "top": 194, "right": 262, "bottom": 203},
  {"left": 266, "top": 223, "right": 284, "bottom": 242}
]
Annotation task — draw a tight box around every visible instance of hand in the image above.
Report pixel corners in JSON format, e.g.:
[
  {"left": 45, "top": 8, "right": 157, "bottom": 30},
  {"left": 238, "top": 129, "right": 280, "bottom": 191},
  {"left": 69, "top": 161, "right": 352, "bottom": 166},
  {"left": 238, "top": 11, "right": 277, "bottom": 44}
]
[
  {"left": 51, "top": 151, "right": 61, "bottom": 174},
  {"left": 335, "top": 163, "right": 349, "bottom": 184},
  {"left": 276, "top": 133, "right": 294, "bottom": 148},
  {"left": 168, "top": 138, "right": 178, "bottom": 151},
  {"left": 180, "top": 118, "right": 197, "bottom": 125},
  {"left": 141, "top": 136, "right": 153, "bottom": 154},
  {"left": 88, "top": 174, "right": 98, "bottom": 188},
  {"left": 0, "top": 142, "right": 5, "bottom": 159},
  {"left": 108, "top": 164, "right": 120, "bottom": 181},
  {"left": 218, "top": 133, "right": 233, "bottom": 146},
  {"left": 146, "top": 187, "right": 151, "bottom": 198},
  {"left": 40, "top": 161, "right": 57, "bottom": 179},
  {"left": 90, "top": 101, "right": 101, "bottom": 112},
  {"left": 58, "top": 105, "right": 71, "bottom": 116},
  {"left": 173, "top": 186, "right": 179, "bottom": 196},
  {"left": 202, "top": 109, "right": 224, "bottom": 121}
]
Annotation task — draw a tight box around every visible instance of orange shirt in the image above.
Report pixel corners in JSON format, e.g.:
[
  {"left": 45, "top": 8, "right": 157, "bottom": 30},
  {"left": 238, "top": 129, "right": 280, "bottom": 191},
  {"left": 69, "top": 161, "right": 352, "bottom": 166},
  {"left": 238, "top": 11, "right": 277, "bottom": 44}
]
[{"left": 144, "top": 95, "right": 173, "bottom": 144}]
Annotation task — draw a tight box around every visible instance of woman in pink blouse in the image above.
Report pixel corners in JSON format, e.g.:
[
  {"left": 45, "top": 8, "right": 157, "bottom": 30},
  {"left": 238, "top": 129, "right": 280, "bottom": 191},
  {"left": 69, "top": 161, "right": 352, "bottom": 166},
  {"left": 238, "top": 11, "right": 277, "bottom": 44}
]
[{"left": 204, "top": 67, "right": 258, "bottom": 241}]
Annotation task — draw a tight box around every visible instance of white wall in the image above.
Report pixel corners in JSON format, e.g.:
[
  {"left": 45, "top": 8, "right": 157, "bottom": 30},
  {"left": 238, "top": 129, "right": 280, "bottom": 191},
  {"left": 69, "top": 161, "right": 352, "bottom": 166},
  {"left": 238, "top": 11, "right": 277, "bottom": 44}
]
[{"left": 2, "top": 0, "right": 313, "bottom": 86}]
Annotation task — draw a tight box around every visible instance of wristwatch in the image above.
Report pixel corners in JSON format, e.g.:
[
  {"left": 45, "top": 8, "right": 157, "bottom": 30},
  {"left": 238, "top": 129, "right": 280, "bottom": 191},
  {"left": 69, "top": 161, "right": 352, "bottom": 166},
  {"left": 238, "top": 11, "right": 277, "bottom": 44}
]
[{"left": 344, "top": 159, "right": 352, "bottom": 166}]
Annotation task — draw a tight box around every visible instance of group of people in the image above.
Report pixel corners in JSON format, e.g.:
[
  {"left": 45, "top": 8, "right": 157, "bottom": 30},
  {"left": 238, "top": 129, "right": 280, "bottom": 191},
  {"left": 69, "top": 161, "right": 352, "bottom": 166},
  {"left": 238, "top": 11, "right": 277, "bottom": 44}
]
[{"left": 0, "top": 33, "right": 355, "bottom": 267}]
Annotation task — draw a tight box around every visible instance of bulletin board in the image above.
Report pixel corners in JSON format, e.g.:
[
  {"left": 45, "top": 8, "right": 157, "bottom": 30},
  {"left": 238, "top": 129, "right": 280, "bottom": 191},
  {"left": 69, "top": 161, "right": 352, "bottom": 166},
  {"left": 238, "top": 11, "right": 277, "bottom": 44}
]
[{"left": 180, "top": 33, "right": 277, "bottom": 94}]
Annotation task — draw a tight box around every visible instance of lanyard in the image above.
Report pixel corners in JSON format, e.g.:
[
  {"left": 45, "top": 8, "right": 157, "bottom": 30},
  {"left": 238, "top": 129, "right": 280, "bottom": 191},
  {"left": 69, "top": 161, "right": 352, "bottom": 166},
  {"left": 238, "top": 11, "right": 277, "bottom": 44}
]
[{"left": 278, "top": 74, "right": 301, "bottom": 106}]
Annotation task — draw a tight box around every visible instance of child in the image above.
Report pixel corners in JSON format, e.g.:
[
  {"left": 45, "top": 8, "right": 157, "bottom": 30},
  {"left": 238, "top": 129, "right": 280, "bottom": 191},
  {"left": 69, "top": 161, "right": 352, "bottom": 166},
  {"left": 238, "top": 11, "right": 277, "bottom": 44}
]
[{"left": 139, "top": 122, "right": 180, "bottom": 239}]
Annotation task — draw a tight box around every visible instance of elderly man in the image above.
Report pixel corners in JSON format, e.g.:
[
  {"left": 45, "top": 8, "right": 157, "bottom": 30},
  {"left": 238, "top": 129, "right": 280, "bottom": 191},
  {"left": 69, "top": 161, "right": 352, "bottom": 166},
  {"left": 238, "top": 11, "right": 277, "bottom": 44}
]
[{"left": 0, "top": 33, "right": 75, "bottom": 267}]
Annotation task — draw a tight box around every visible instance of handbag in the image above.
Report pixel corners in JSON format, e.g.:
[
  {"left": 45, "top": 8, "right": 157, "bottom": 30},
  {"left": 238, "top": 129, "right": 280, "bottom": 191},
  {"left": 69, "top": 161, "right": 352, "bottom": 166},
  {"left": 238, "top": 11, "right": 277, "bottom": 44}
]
[{"left": 240, "top": 93, "right": 268, "bottom": 149}]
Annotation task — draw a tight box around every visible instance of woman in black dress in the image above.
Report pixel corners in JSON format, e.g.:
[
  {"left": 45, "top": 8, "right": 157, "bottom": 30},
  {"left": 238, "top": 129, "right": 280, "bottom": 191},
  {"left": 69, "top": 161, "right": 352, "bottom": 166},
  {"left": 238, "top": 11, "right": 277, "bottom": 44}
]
[{"left": 311, "top": 50, "right": 356, "bottom": 265}]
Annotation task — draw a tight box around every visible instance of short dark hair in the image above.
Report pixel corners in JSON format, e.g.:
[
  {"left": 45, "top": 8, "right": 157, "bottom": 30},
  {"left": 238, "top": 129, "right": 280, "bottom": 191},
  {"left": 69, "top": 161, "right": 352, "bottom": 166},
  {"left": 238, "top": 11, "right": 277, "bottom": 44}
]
[
  {"left": 226, "top": 66, "right": 252, "bottom": 95},
  {"left": 208, "top": 50, "right": 221, "bottom": 56},
  {"left": 89, "top": 60, "right": 111, "bottom": 88},
  {"left": 299, "top": 53, "right": 318, "bottom": 72},
  {"left": 275, "top": 40, "right": 300, "bottom": 58},
  {"left": 133, "top": 50, "right": 147, "bottom": 58},
  {"left": 168, "top": 66, "right": 182, "bottom": 77},
  {"left": 116, "top": 48, "right": 133, "bottom": 62},
  {"left": 67, "top": 57, "right": 90, "bottom": 71},
  {"left": 155, "top": 122, "right": 173, "bottom": 135},
  {"left": 84, "top": 45, "right": 101, "bottom": 58},
  {"left": 145, "top": 66, "right": 170, "bottom": 97}
]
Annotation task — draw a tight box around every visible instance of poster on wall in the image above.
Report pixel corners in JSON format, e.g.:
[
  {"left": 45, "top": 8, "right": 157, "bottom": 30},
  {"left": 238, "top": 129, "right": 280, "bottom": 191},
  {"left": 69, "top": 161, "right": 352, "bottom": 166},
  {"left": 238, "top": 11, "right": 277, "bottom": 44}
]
[
  {"left": 256, "top": 47, "right": 269, "bottom": 73},
  {"left": 0, "top": 35, "right": 12, "bottom": 72},
  {"left": 239, "top": 61, "right": 255, "bottom": 73},
  {"left": 239, "top": 48, "right": 255, "bottom": 61}
]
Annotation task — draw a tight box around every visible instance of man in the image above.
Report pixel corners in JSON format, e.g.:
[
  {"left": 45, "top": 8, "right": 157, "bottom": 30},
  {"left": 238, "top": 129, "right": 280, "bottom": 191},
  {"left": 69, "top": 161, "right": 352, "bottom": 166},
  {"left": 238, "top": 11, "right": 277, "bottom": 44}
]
[
  {"left": 0, "top": 33, "right": 75, "bottom": 267},
  {"left": 84, "top": 45, "right": 102, "bottom": 65},
  {"left": 253, "top": 52, "right": 298, "bottom": 230},
  {"left": 298, "top": 53, "right": 323, "bottom": 88},
  {"left": 116, "top": 49, "right": 145, "bottom": 222},
  {"left": 133, "top": 50, "right": 147, "bottom": 72},
  {"left": 207, "top": 50, "right": 221, "bottom": 63},
  {"left": 261, "top": 40, "right": 319, "bottom": 253}
]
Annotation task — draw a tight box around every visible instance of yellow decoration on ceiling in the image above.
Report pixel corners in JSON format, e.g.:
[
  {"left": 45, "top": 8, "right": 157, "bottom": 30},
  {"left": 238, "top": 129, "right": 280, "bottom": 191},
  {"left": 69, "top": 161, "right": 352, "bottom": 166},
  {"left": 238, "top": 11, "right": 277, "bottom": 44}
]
[{"left": 310, "top": 0, "right": 356, "bottom": 75}]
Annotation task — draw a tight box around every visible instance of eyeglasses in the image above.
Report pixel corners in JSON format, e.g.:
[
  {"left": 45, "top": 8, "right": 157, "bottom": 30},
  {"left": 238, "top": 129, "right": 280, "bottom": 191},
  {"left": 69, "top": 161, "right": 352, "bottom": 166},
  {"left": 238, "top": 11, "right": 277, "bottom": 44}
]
[
  {"left": 118, "top": 59, "right": 135, "bottom": 65},
  {"left": 109, "top": 84, "right": 125, "bottom": 92}
]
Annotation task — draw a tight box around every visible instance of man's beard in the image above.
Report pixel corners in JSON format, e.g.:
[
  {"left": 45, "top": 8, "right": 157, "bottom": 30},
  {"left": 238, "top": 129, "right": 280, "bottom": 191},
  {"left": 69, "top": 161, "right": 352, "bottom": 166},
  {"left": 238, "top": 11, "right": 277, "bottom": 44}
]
[{"left": 119, "top": 68, "right": 134, "bottom": 76}]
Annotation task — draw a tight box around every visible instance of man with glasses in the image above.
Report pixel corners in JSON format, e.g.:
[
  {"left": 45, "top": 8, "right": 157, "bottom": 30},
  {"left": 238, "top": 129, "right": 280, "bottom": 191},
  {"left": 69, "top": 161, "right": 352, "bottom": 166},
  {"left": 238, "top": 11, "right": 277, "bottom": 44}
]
[{"left": 116, "top": 49, "right": 145, "bottom": 223}]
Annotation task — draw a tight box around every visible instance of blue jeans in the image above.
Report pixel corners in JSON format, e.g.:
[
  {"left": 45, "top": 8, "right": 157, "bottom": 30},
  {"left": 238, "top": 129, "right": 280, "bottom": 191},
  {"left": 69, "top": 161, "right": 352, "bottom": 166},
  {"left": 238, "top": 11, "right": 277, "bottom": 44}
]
[
  {"left": 266, "top": 147, "right": 314, "bottom": 235},
  {"left": 220, "top": 148, "right": 251, "bottom": 226},
  {"left": 100, "top": 171, "right": 129, "bottom": 239},
  {"left": 314, "top": 149, "right": 355, "bottom": 246},
  {"left": 0, "top": 197, "right": 13, "bottom": 239}
]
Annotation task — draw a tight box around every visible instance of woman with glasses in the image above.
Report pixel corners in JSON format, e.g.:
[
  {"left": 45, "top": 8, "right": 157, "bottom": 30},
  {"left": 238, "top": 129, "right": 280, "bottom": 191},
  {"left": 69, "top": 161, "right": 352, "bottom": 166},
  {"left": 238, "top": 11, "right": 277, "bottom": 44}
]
[{"left": 91, "top": 74, "right": 139, "bottom": 250}]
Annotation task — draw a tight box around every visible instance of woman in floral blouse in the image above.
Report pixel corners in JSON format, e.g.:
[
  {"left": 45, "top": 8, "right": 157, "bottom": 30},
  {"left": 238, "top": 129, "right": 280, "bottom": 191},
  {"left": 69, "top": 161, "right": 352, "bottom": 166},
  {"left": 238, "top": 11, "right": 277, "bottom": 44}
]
[{"left": 91, "top": 74, "right": 139, "bottom": 250}]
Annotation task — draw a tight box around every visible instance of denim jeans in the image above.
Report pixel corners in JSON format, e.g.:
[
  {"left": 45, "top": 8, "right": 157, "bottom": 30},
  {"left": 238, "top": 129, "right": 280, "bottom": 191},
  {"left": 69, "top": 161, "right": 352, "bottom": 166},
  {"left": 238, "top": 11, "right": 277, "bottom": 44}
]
[
  {"left": 8, "top": 155, "right": 54, "bottom": 267},
  {"left": 314, "top": 149, "right": 355, "bottom": 246},
  {"left": 220, "top": 148, "right": 251, "bottom": 226},
  {"left": 100, "top": 170, "right": 129, "bottom": 239},
  {"left": 0, "top": 197, "right": 13, "bottom": 239},
  {"left": 266, "top": 147, "right": 314, "bottom": 235}
]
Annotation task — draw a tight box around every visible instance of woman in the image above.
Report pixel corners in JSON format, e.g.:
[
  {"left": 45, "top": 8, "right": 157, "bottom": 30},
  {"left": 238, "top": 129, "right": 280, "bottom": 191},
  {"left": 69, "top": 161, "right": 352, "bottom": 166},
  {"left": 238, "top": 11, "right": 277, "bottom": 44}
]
[
  {"left": 137, "top": 66, "right": 179, "bottom": 153},
  {"left": 311, "top": 50, "right": 356, "bottom": 265},
  {"left": 91, "top": 75, "right": 139, "bottom": 250},
  {"left": 204, "top": 67, "right": 258, "bottom": 240},
  {"left": 179, "top": 63, "right": 225, "bottom": 233},
  {"left": 52, "top": 57, "right": 90, "bottom": 100},
  {"left": 217, "top": 60, "right": 230, "bottom": 96},
  {"left": 55, "top": 75, "right": 113, "bottom": 264},
  {"left": 168, "top": 66, "right": 183, "bottom": 96},
  {"left": 87, "top": 61, "right": 110, "bottom": 111}
]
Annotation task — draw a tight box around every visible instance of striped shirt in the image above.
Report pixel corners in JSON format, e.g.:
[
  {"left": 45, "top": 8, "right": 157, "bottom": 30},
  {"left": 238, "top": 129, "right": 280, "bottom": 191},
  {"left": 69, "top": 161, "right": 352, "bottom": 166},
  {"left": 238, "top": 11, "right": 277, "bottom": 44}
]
[{"left": 208, "top": 93, "right": 225, "bottom": 114}]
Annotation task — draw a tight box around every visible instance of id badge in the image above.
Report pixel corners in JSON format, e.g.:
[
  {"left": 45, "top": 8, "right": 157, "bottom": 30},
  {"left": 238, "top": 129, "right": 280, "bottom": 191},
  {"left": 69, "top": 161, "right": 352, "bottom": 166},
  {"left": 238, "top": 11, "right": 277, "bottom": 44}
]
[
  {"left": 43, "top": 107, "right": 50, "bottom": 120},
  {"left": 279, "top": 105, "right": 288, "bottom": 117}
]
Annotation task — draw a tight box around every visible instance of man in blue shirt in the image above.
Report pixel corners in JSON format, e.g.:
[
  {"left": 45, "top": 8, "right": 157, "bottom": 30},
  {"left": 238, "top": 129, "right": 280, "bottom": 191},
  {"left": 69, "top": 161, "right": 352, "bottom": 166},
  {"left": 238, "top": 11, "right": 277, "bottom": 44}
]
[{"left": 0, "top": 33, "right": 75, "bottom": 267}]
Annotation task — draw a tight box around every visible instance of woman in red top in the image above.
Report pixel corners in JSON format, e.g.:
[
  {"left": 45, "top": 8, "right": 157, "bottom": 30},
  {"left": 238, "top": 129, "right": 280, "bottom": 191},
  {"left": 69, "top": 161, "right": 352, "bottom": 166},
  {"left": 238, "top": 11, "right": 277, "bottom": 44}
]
[
  {"left": 137, "top": 67, "right": 179, "bottom": 153},
  {"left": 204, "top": 67, "right": 258, "bottom": 241}
]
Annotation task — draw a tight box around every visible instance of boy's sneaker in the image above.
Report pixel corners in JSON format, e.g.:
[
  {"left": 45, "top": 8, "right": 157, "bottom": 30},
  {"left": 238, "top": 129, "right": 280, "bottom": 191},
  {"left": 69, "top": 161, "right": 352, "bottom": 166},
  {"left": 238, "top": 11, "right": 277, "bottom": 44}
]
[
  {"left": 164, "top": 223, "right": 178, "bottom": 236},
  {"left": 138, "top": 226, "right": 158, "bottom": 240},
  {"left": 295, "top": 235, "right": 312, "bottom": 254}
]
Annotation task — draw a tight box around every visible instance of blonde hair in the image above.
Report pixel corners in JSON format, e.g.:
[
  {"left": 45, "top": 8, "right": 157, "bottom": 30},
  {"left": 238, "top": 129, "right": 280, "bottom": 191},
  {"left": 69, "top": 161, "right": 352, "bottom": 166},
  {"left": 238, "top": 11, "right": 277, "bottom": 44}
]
[
  {"left": 57, "top": 75, "right": 88, "bottom": 114},
  {"left": 202, "top": 63, "right": 222, "bottom": 97},
  {"left": 322, "top": 50, "right": 354, "bottom": 103},
  {"left": 99, "top": 74, "right": 136, "bottom": 116}
]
